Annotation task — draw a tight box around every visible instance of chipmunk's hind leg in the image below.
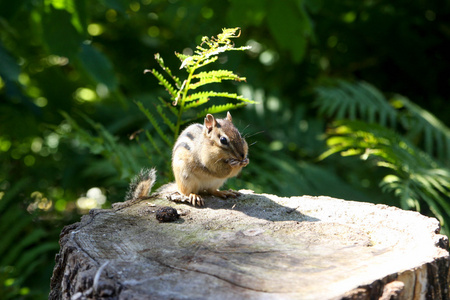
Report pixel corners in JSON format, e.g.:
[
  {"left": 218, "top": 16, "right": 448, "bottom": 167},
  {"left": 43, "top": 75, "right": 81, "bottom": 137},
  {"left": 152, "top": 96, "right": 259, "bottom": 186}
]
[{"left": 209, "top": 189, "right": 240, "bottom": 199}]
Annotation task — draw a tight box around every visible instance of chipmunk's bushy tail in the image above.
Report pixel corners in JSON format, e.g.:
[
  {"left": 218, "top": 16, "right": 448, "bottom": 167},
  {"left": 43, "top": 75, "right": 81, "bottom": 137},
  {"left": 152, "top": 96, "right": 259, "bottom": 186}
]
[{"left": 125, "top": 168, "right": 157, "bottom": 201}]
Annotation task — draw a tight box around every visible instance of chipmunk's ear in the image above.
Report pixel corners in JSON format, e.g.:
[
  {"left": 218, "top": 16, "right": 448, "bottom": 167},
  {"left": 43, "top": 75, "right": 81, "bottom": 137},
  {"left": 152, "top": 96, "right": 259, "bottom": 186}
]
[
  {"left": 226, "top": 111, "right": 232, "bottom": 122},
  {"left": 204, "top": 114, "right": 216, "bottom": 133}
]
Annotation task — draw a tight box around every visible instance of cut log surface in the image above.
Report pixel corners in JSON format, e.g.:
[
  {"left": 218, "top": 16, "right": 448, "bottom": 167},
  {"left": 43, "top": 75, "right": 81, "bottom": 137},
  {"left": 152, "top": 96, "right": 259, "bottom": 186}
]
[{"left": 50, "top": 184, "right": 450, "bottom": 300}]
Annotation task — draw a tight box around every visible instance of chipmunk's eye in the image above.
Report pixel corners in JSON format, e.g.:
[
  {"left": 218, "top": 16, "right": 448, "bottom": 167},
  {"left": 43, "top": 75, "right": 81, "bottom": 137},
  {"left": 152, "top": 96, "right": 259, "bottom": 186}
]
[{"left": 219, "top": 136, "right": 228, "bottom": 145}]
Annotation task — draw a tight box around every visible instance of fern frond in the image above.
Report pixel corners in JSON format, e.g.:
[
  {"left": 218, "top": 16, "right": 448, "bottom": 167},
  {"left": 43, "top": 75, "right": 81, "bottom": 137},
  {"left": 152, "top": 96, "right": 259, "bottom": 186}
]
[
  {"left": 324, "top": 119, "right": 450, "bottom": 230},
  {"left": 194, "top": 27, "right": 251, "bottom": 60},
  {"left": 186, "top": 91, "right": 256, "bottom": 103},
  {"left": 60, "top": 112, "right": 105, "bottom": 154},
  {"left": 175, "top": 52, "right": 188, "bottom": 62},
  {"left": 327, "top": 120, "right": 439, "bottom": 170},
  {"left": 380, "top": 176, "right": 420, "bottom": 210},
  {"left": 15, "top": 242, "right": 59, "bottom": 271},
  {"left": 157, "top": 96, "right": 178, "bottom": 116},
  {"left": 79, "top": 113, "right": 119, "bottom": 147},
  {"left": 136, "top": 101, "right": 173, "bottom": 147},
  {"left": 0, "top": 178, "right": 59, "bottom": 299},
  {"left": 0, "top": 212, "right": 32, "bottom": 257},
  {"left": 18, "top": 258, "right": 46, "bottom": 286},
  {"left": 317, "top": 79, "right": 450, "bottom": 166},
  {"left": 1, "top": 229, "right": 47, "bottom": 266},
  {"left": 142, "top": 28, "right": 254, "bottom": 147},
  {"left": 145, "top": 69, "right": 177, "bottom": 100},
  {"left": 189, "top": 76, "right": 222, "bottom": 90},
  {"left": 192, "top": 70, "right": 246, "bottom": 81},
  {"left": 189, "top": 72, "right": 246, "bottom": 90},
  {"left": 177, "top": 28, "right": 249, "bottom": 71},
  {"left": 193, "top": 103, "right": 247, "bottom": 121},
  {"left": 315, "top": 80, "right": 397, "bottom": 127},
  {"left": 226, "top": 93, "right": 257, "bottom": 104},
  {"left": 183, "top": 91, "right": 256, "bottom": 110},
  {"left": 192, "top": 56, "right": 218, "bottom": 70},
  {"left": 66, "top": 112, "right": 142, "bottom": 179},
  {"left": 393, "top": 96, "right": 450, "bottom": 163},
  {"left": 154, "top": 53, "right": 182, "bottom": 87},
  {"left": 156, "top": 105, "right": 175, "bottom": 133},
  {"left": 184, "top": 97, "right": 210, "bottom": 109},
  {"left": 144, "top": 130, "right": 162, "bottom": 155}
]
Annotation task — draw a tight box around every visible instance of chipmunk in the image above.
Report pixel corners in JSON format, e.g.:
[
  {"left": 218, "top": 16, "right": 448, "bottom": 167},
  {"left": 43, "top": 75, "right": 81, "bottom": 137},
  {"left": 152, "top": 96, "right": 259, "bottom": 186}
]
[
  {"left": 125, "top": 112, "right": 249, "bottom": 207},
  {"left": 172, "top": 111, "right": 249, "bottom": 206}
]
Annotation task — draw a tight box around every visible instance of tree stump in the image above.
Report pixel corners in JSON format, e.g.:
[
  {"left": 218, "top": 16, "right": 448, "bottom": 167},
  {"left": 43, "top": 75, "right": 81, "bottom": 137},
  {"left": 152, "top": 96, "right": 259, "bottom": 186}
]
[{"left": 49, "top": 184, "right": 450, "bottom": 300}]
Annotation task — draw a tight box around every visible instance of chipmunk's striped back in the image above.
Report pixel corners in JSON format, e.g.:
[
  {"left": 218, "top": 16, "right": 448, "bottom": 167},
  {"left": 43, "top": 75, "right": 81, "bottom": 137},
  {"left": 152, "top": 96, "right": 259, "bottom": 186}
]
[{"left": 172, "top": 124, "right": 203, "bottom": 156}]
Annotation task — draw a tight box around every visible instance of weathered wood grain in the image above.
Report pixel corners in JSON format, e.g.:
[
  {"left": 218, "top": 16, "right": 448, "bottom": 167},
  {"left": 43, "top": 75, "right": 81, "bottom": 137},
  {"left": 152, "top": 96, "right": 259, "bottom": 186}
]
[{"left": 49, "top": 184, "right": 449, "bottom": 300}]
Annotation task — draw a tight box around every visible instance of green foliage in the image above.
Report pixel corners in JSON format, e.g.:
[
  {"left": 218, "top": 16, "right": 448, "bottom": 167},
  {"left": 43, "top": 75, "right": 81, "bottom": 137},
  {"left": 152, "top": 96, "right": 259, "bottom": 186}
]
[
  {"left": 58, "top": 28, "right": 256, "bottom": 179},
  {"left": 316, "top": 80, "right": 450, "bottom": 165},
  {"left": 393, "top": 97, "right": 450, "bottom": 164},
  {"left": 139, "top": 27, "right": 255, "bottom": 172},
  {"left": 317, "top": 80, "right": 450, "bottom": 233},
  {"left": 315, "top": 80, "right": 397, "bottom": 127},
  {"left": 0, "top": 180, "right": 59, "bottom": 299},
  {"left": 61, "top": 112, "right": 143, "bottom": 180}
]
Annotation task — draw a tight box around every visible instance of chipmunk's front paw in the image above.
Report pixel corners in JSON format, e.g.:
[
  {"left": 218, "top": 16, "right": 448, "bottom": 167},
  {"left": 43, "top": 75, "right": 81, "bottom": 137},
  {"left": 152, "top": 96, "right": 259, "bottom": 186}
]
[
  {"left": 188, "top": 193, "right": 204, "bottom": 207},
  {"left": 211, "top": 189, "right": 240, "bottom": 199}
]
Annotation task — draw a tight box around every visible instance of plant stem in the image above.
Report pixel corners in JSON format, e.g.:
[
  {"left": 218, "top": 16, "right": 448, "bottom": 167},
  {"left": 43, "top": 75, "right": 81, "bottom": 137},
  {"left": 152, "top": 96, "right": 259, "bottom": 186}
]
[{"left": 174, "top": 63, "right": 197, "bottom": 140}]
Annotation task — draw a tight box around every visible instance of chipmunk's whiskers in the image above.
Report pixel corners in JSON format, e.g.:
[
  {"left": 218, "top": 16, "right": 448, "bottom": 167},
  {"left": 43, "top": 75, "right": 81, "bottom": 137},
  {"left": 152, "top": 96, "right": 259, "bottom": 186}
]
[
  {"left": 241, "top": 124, "right": 251, "bottom": 135},
  {"left": 244, "top": 130, "right": 264, "bottom": 139}
]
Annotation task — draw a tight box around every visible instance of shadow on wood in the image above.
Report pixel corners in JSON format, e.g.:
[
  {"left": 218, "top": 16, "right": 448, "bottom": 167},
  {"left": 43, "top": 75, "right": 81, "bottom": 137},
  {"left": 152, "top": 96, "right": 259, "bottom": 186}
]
[{"left": 49, "top": 184, "right": 450, "bottom": 299}]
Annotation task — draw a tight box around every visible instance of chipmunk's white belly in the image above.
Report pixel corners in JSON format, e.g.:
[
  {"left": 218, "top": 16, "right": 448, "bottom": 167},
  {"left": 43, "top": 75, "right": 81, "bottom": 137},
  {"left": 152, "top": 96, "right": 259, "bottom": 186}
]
[{"left": 197, "top": 176, "right": 227, "bottom": 191}]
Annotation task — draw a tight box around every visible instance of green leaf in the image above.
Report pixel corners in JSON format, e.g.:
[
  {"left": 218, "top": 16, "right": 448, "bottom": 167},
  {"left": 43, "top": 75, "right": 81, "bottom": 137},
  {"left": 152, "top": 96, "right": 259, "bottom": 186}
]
[
  {"left": 267, "top": 0, "right": 312, "bottom": 62},
  {"left": 185, "top": 91, "right": 256, "bottom": 103},
  {"left": 396, "top": 96, "right": 450, "bottom": 163},
  {"left": 136, "top": 101, "right": 173, "bottom": 147},
  {"left": 317, "top": 146, "right": 346, "bottom": 161},
  {"left": 1, "top": 229, "right": 47, "bottom": 266},
  {"left": 315, "top": 80, "right": 397, "bottom": 127},
  {"left": 154, "top": 53, "right": 182, "bottom": 87},
  {"left": 15, "top": 242, "right": 59, "bottom": 270},
  {"left": 183, "top": 97, "right": 210, "bottom": 110},
  {"left": 46, "top": 0, "right": 87, "bottom": 35},
  {"left": 323, "top": 119, "right": 450, "bottom": 231},
  {"left": 143, "top": 28, "right": 255, "bottom": 145},
  {"left": 189, "top": 75, "right": 246, "bottom": 90},
  {"left": 192, "top": 70, "right": 245, "bottom": 81},
  {"left": 0, "top": 214, "right": 32, "bottom": 257},
  {"left": 157, "top": 97, "right": 178, "bottom": 116},
  {"left": 42, "top": 7, "right": 83, "bottom": 58},
  {"left": 156, "top": 105, "right": 175, "bottom": 133},
  {"left": 193, "top": 103, "right": 247, "bottom": 121},
  {"left": 145, "top": 69, "right": 177, "bottom": 99},
  {"left": 191, "top": 56, "right": 218, "bottom": 70},
  {"left": 77, "top": 43, "right": 118, "bottom": 90},
  {"left": 144, "top": 130, "right": 162, "bottom": 155}
]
